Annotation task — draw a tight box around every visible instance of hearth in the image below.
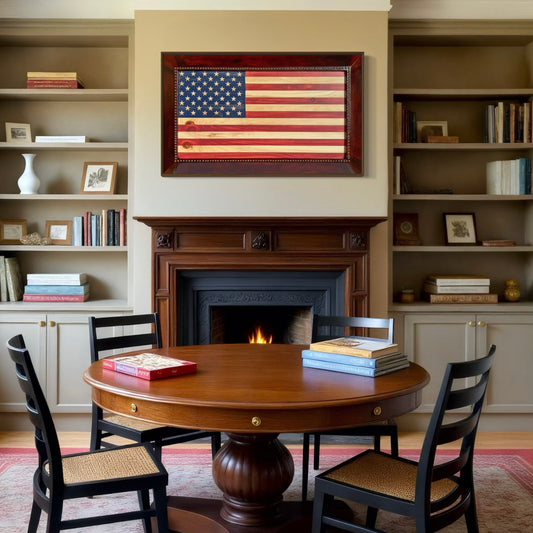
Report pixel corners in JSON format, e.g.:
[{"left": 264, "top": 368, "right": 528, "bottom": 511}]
[{"left": 134, "top": 217, "right": 386, "bottom": 347}]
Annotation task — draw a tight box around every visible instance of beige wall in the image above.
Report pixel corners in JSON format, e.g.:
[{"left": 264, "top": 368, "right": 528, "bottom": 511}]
[{"left": 132, "top": 10, "right": 390, "bottom": 314}]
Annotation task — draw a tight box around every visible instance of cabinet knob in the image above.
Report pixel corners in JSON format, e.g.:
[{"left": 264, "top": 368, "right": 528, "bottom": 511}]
[
  {"left": 468, "top": 321, "right": 476, "bottom": 327},
  {"left": 477, "top": 321, "right": 486, "bottom": 327},
  {"left": 48, "top": 321, "right": 56, "bottom": 327},
  {"left": 251, "top": 416, "right": 262, "bottom": 427},
  {"left": 373, "top": 406, "right": 382, "bottom": 416},
  {"left": 38, "top": 321, "right": 45, "bottom": 327}
]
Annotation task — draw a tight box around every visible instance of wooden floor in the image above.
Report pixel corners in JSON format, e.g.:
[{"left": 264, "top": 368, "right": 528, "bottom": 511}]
[{"left": 1, "top": 431, "right": 532, "bottom": 449}]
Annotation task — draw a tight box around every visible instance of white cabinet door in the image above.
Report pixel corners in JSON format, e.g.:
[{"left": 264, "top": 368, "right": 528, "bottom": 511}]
[{"left": 0, "top": 313, "right": 46, "bottom": 411}]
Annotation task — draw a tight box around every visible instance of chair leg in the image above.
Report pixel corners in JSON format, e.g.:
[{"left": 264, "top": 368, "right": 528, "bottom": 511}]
[
  {"left": 366, "top": 506, "right": 378, "bottom": 529},
  {"left": 153, "top": 486, "right": 169, "bottom": 533},
  {"left": 211, "top": 432, "right": 222, "bottom": 458},
  {"left": 313, "top": 433, "right": 321, "bottom": 470},
  {"left": 27, "top": 501, "right": 41, "bottom": 533},
  {"left": 302, "top": 433, "right": 310, "bottom": 501},
  {"left": 311, "top": 491, "right": 332, "bottom": 533},
  {"left": 90, "top": 405, "right": 103, "bottom": 452},
  {"left": 138, "top": 489, "right": 153, "bottom": 533},
  {"left": 45, "top": 499, "right": 63, "bottom": 533},
  {"left": 153, "top": 441, "right": 163, "bottom": 462},
  {"left": 390, "top": 425, "right": 399, "bottom": 457}
]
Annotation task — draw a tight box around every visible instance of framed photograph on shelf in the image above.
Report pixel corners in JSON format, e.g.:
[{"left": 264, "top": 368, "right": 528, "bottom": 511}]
[
  {"left": 393, "top": 213, "right": 421, "bottom": 245},
  {"left": 80, "top": 162, "right": 117, "bottom": 194},
  {"left": 45, "top": 220, "right": 72, "bottom": 245},
  {"left": 416, "top": 121, "right": 448, "bottom": 142},
  {"left": 0, "top": 219, "right": 27, "bottom": 244},
  {"left": 444, "top": 213, "right": 477, "bottom": 245},
  {"left": 5, "top": 122, "right": 31, "bottom": 142}
]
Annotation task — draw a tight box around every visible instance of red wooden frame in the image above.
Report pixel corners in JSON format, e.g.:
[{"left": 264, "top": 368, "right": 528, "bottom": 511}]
[{"left": 161, "top": 53, "right": 363, "bottom": 177}]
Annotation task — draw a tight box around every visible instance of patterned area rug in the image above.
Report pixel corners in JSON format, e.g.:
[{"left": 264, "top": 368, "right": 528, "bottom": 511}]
[{"left": 1, "top": 445, "right": 532, "bottom": 532}]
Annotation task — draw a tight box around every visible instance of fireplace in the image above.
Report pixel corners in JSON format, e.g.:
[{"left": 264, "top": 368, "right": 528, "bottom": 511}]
[{"left": 135, "top": 217, "right": 385, "bottom": 347}]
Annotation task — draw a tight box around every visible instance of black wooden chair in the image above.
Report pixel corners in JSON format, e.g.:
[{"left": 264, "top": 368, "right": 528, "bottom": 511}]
[
  {"left": 312, "top": 344, "right": 496, "bottom": 533},
  {"left": 7, "top": 334, "right": 169, "bottom": 533},
  {"left": 302, "top": 314, "right": 398, "bottom": 501},
  {"left": 89, "top": 313, "right": 221, "bottom": 460}
]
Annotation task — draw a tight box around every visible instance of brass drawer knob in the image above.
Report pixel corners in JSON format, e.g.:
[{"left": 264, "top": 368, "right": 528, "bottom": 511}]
[
  {"left": 130, "top": 403, "right": 138, "bottom": 413},
  {"left": 251, "top": 416, "right": 261, "bottom": 427},
  {"left": 373, "top": 406, "right": 382, "bottom": 416}
]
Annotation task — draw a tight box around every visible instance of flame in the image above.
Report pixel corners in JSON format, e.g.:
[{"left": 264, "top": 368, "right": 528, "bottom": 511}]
[{"left": 248, "top": 326, "right": 272, "bottom": 344}]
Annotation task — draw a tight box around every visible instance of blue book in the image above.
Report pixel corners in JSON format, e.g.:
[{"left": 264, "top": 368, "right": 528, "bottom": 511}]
[
  {"left": 302, "top": 357, "right": 410, "bottom": 377},
  {"left": 24, "top": 282, "right": 90, "bottom": 295},
  {"left": 72, "top": 216, "right": 83, "bottom": 246},
  {"left": 301, "top": 349, "right": 406, "bottom": 368}
]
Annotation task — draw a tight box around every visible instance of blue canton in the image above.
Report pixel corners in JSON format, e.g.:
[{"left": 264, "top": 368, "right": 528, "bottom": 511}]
[{"left": 178, "top": 70, "right": 246, "bottom": 118}]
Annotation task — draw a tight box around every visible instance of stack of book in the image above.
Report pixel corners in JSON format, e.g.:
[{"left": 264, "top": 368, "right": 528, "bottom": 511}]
[
  {"left": 72, "top": 209, "right": 126, "bottom": 247},
  {"left": 486, "top": 157, "right": 531, "bottom": 195},
  {"left": 0, "top": 256, "right": 23, "bottom": 302},
  {"left": 423, "top": 274, "right": 497, "bottom": 303},
  {"left": 302, "top": 337, "right": 408, "bottom": 377},
  {"left": 23, "top": 273, "right": 90, "bottom": 302},
  {"left": 103, "top": 352, "right": 197, "bottom": 380},
  {"left": 26, "top": 71, "right": 84, "bottom": 89}
]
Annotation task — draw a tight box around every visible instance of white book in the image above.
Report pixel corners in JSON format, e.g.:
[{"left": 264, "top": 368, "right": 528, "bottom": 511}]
[
  {"left": 426, "top": 275, "right": 490, "bottom": 286},
  {"left": 423, "top": 282, "right": 490, "bottom": 294},
  {"left": 27, "top": 273, "right": 87, "bottom": 285},
  {"left": 35, "top": 136, "right": 88, "bottom": 143}
]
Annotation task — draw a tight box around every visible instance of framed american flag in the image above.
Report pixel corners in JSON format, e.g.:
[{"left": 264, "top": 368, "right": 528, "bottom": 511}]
[{"left": 162, "top": 53, "right": 363, "bottom": 177}]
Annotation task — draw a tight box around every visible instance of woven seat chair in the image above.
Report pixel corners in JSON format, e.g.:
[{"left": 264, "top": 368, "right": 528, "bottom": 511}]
[
  {"left": 311, "top": 344, "right": 496, "bottom": 533},
  {"left": 7, "top": 334, "right": 169, "bottom": 533},
  {"left": 302, "top": 314, "right": 398, "bottom": 501},
  {"left": 89, "top": 313, "right": 221, "bottom": 460}
]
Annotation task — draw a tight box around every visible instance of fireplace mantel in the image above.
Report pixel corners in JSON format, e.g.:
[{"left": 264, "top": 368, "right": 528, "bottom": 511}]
[{"left": 134, "top": 217, "right": 386, "bottom": 346}]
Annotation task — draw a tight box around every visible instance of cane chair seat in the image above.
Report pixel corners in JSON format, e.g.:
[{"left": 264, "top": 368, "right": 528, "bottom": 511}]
[
  {"left": 324, "top": 450, "right": 458, "bottom": 503},
  {"left": 103, "top": 413, "right": 166, "bottom": 431}
]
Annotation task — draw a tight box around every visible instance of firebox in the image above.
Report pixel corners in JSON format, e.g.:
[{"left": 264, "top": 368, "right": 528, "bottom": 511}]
[{"left": 177, "top": 271, "right": 344, "bottom": 345}]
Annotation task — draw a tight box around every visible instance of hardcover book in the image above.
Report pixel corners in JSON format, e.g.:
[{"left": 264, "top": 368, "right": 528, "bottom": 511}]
[
  {"left": 0, "top": 256, "right": 7, "bottom": 301},
  {"left": 26, "top": 273, "right": 87, "bottom": 285},
  {"left": 102, "top": 353, "right": 197, "bottom": 380},
  {"left": 5, "top": 257, "right": 23, "bottom": 301},
  {"left": 302, "top": 357, "right": 410, "bottom": 377},
  {"left": 425, "top": 275, "right": 490, "bottom": 286},
  {"left": 22, "top": 293, "right": 89, "bottom": 302},
  {"left": 308, "top": 337, "right": 399, "bottom": 359},
  {"left": 423, "top": 282, "right": 490, "bottom": 294},
  {"left": 427, "top": 293, "right": 498, "bottom": 304},
  {"left": 301, "top": 349, "right": 406, "bottom": 368},
  {"left": 24, "top": 282, "right": 90, "bottom": 295}
]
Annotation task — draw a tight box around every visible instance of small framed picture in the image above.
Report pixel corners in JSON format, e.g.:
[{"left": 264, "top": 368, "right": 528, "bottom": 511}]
[
  {"left": 0, "top": 219, "right": 27, "bottom": 244},
  {"left": 416, "top": 121, "right": 448, "bottom": 142},
  {"left": 444, "top": 213, "right": 477, "bottom": 245},
  {"left": 393, "top": 213, "right": 421, "bottom": 245},
  {"left": 5, "top": 122, "right": 32, "bottom": 142},
  {"left": 80, "top": 162, "right": 117, "bottom": 194},
  {"left": 45, "top": 220, "right": 72, "bottom": 245}
]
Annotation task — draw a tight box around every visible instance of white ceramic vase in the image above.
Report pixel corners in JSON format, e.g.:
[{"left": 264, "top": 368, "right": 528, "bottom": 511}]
[{"left": 17, "top": 153, "right": 40, "bottom": 194}]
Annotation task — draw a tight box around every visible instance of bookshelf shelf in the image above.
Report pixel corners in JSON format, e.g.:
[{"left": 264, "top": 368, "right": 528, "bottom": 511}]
[
  {"left": 393, "top": 88, "right": 533, "bottom": 101},
  {"left": 393, "top": 245, "right": 533, "bottom": 253},
  {"left": 0, "top": 245, "right": 127, "bottom": 252},
  {"left": 393, "top": 194, "right": 533, "bottom": 201},
  {"left": 394, "top": 143, "right": 533, "bottom": 151},
  {"left": 0, "top": 142, "right": 128, "bottom": 151},
  {"left": 0, "top": 194, "right": 127, "bottom": 201},
  {"left": 0, "top": 88, "right": 128, "bottom": 102}
]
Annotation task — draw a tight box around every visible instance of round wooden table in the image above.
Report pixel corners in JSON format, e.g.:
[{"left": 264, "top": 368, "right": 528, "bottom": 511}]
[{"left": 83, "top": 343, "right": 429, "bottom": 533}]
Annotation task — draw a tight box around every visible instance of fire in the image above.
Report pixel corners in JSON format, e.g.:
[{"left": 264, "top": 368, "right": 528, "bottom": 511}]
[{"left": 248, "top": 326, "right": 272, "bottom": 344}]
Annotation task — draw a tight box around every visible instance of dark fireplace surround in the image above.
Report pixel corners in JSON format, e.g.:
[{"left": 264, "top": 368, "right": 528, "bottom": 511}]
[{"left": 135, "top": 217, "right": 385, "bottom": 347}]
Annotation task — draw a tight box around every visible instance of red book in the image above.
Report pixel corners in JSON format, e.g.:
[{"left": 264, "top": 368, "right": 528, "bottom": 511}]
[
  {"left": 119, "top": 208, "right": 126, "bottom": 246},
  {"left": 22, "top": 294, "right": 89, "bottom": 302},
  {"left": 102, "top": 353, "right": 197, "bottom": 380},
  {"left": 27, "top": 79, "right": 84, "bottom": 88}
]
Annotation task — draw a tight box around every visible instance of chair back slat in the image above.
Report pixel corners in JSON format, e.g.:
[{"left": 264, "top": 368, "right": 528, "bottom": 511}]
[
  {"left": 312, "top": 314, "right": 394, "bottom": 343},
  {"left": 7, "top": 334, "right": 64, "bottom": 482},
  {"left": 416, "top": 344, "right": 496, "bottom": 526},
  {"left": 89, "top": 313, "right": 162, "bottom": 362}
]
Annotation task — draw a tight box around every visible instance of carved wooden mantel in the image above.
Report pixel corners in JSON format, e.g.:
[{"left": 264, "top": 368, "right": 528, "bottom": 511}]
[{"left": 134, "top": 217, "right": 386, "bottom": 346}]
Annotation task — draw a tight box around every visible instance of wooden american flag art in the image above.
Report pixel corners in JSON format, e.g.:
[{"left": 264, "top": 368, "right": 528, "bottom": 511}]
[{"left": 162, "top": 53, "right": 363, "bottom": 176}]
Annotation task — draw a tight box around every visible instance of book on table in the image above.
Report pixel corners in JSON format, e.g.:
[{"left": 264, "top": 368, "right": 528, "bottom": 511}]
[
  {"left": 301, "top": 349, "right": 406, "bottom": 368},
  {"left": 426, "top": 293, "right": 498, "bottom": 304},
  {"left": 308, "top": 337, "right": 399, "bottom": 358},
  {"left": 302, "top": 357, "right": 410, "bottom": 377},
  {"left": 102, "top": 353, "right": 197, "bottom": 380}
]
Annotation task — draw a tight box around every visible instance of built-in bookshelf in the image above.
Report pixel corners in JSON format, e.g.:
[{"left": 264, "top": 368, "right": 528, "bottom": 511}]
[
  {"left": 0, "top": 20, "right": 132, "bottom": 308},
  {"left": 389, "top": 21, "right": 533, "bottom": 307}
]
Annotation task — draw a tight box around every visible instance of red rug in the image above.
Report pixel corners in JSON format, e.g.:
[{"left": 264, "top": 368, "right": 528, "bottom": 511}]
[{"left": 1, "top": 446, "right": 532, "bottom": 532}]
